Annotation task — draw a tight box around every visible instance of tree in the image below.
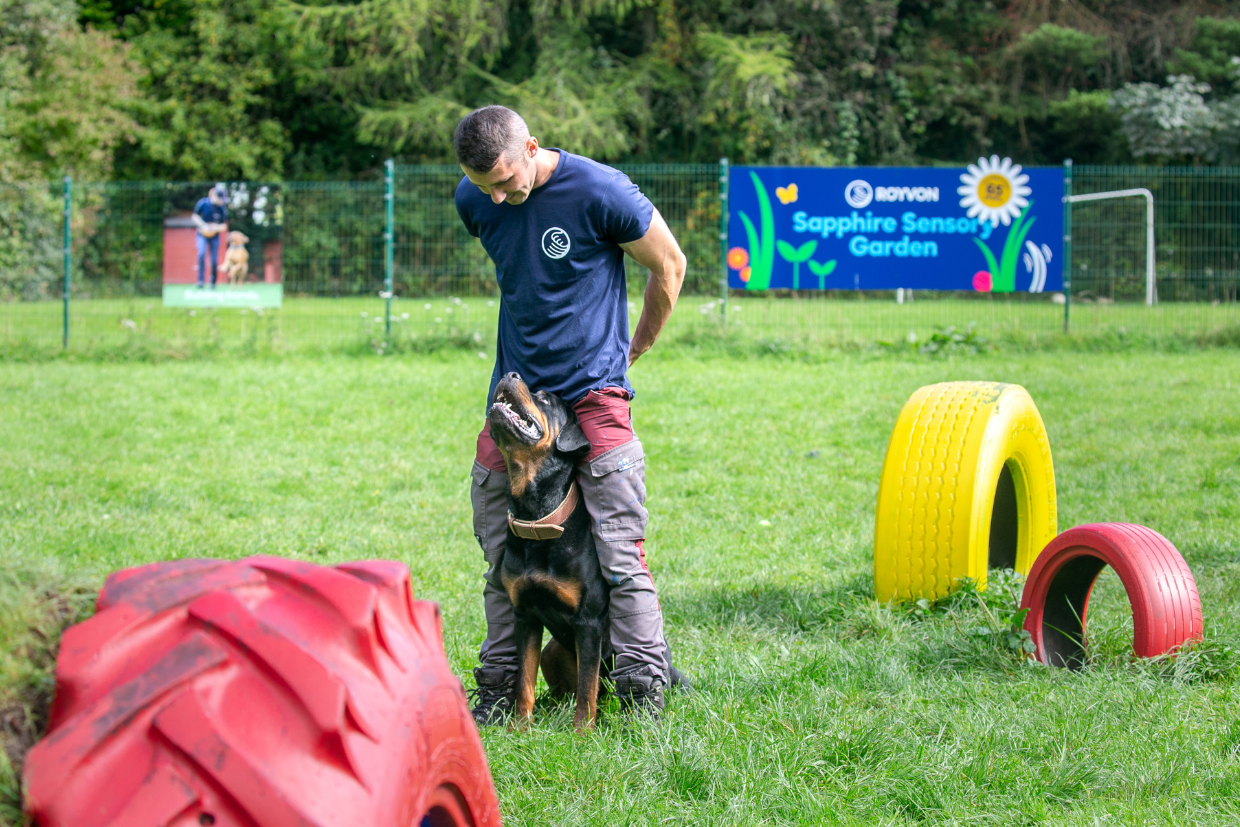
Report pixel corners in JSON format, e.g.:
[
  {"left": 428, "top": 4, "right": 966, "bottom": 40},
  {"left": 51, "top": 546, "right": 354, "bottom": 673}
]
[
  {"left": 17, "top": 0, "right": 1240, "bottom": 179},
  {"left": 1110, "top": 16, "right": 1240, "bottom": 164},
  {"left": 1112, "top": 75, "right": 1222, "bottom": 162},
  {"left": 0, "top": 0, "right": 141, "bottom": 183},
  {"left": 0, "top": 0, "right": 142, "bottom": 299},
  {"left": 110, "top": 0, "right": 294, "bottom": 180}
]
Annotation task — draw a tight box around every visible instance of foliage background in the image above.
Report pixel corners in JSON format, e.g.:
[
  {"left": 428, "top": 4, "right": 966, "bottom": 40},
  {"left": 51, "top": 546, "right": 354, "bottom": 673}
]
[{"left": 3, "top": 0, "right": 1240, "bottom": 184}]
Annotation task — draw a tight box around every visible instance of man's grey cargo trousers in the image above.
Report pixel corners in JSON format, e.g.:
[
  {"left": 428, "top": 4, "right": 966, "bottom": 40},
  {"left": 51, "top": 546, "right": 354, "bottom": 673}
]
[{"left": 471, "top": 388, "right": 669, "bottom": 683}]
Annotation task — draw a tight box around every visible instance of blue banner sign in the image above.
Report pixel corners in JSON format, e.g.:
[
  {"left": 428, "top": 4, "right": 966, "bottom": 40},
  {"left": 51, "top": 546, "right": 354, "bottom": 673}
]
[{"left": 726, "top": 159, "right": 1064, "bottom": 293}]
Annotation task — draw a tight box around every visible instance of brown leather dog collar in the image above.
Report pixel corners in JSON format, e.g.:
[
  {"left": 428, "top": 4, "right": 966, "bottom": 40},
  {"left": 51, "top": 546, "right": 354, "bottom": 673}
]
[{"left": 508, "top": 481, "right": 579, "bottom": 541}]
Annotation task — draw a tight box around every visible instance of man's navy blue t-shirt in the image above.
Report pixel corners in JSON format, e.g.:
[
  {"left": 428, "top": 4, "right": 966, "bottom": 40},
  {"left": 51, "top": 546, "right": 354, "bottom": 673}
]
[
  {"left": 455, "top": 150, "right": 653, "bottom": 406},
  {"left": 193, "top": 197, "right": 227, "bottom": 233}
]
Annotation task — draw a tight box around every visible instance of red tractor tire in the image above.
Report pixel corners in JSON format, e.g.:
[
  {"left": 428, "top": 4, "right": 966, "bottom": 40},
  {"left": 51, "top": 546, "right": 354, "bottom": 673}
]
[
  {"left": 1020, "top": 523, "right": 1203, "bottom": 669},
  {"left": 23, "top": 557, "right": 502, "bottom": 827}
]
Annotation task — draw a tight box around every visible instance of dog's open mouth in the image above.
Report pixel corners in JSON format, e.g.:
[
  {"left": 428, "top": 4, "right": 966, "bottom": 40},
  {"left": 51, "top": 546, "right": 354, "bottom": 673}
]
[{"left": 489, "top": 387, "right": 543, "bottom": 443}]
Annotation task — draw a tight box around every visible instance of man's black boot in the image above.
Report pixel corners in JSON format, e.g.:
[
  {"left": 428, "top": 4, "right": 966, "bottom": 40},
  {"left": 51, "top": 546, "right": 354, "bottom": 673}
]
[
  {"left": 615, "top": 674, "right": 665, "bottom": 718},
  {"left": 470, "top": 666, "right": 517, "bottom": 726}
]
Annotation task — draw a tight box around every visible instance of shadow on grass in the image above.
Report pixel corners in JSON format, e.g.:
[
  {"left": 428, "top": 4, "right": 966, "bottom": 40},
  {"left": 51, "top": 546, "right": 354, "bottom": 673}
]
[
  {"left": 666, "top": 567, "right": 1240, "bottom": 687},
  {"left": 666, "top": 574, "right": 874, "bottom": 635}
]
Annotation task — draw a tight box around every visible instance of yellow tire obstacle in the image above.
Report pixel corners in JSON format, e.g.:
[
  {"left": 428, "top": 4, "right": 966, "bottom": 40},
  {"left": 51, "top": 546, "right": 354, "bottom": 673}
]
[{"left": 874, "top": 381, "right": 1058, "bottom": 603}]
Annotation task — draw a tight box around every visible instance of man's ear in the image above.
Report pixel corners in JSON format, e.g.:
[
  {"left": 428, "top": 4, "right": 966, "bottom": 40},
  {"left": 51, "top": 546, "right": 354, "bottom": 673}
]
[{"left": 556, "top": 419, "right": 590, "bottom": 458}]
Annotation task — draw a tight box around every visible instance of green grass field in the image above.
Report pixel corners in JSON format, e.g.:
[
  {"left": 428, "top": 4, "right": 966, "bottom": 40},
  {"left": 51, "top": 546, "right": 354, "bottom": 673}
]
[
  {"left": 2, "top": 294, "right": 1239, "bottom": 359},
  {"left": 2, "top": 346, "right": 1239, "bottom": 825}
]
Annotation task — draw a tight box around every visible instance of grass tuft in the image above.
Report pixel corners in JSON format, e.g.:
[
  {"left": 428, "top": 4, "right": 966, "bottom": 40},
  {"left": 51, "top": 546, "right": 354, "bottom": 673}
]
[{"left": 0, "top": 564, "right": 96, "bottom": 825}]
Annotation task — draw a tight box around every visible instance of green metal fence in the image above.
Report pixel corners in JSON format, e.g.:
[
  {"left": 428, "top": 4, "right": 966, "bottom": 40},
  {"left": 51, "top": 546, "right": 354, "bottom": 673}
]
[
  {"left": 0, "top": 181, "right": 64, "bottom": 302},
  {"left": 390, "top": 163, "right": 722, "bottom": 299},
  {"left": 1072, "top": 165, "right": 1240, "bottom": 304},
  {"left": 1, "top": 163, "right": 1237, "bottom": 355}
]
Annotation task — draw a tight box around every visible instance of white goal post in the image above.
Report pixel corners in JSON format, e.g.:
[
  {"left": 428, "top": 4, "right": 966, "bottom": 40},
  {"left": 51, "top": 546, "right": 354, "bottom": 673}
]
[{"left": 1064, "top": 188, "right": 1155, "bottom": 306}]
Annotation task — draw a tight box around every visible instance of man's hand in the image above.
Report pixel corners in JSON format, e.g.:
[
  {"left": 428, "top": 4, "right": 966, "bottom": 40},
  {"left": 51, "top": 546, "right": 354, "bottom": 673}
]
[{"left": 621, "top": 208, "right": 686, "bottom": 367}]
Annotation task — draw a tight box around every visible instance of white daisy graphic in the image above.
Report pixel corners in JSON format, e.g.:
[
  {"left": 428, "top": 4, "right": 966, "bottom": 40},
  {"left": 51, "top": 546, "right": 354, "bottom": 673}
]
[{"left": 958, "top": 155, "right": 1032, "bottom": 226}]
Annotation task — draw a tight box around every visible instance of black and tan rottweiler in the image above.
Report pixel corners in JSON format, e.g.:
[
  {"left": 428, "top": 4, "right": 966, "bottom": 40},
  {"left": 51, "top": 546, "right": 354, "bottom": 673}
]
[{"left": 487, "top": 372, "right": 613, "bottom": 729}]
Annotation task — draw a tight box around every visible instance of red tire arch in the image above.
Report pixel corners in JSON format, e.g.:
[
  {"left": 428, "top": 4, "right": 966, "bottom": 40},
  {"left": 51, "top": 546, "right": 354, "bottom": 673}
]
[
  {"left": 1020, "top": 523, "right": 1203, "bottom": 669},
  {"left": 23, "top": 557, "right": 502, "bottom": 827}
]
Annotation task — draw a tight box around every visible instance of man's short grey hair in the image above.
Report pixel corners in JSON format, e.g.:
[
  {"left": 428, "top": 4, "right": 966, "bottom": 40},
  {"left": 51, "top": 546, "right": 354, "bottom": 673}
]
[{"left": 454, "top": 106, "right": 530, "bottom": 172}]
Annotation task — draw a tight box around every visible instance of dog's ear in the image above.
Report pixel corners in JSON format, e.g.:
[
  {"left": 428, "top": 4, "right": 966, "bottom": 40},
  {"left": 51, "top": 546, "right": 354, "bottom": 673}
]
[{"left": 555, "top": 419, "right": 591, "bottom": 459}]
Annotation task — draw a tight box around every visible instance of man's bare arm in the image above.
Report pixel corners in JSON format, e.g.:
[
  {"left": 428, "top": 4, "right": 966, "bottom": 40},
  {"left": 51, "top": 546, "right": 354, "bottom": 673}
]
[{"left": 620, "top": 208, "right": 686, "bottom": 366}]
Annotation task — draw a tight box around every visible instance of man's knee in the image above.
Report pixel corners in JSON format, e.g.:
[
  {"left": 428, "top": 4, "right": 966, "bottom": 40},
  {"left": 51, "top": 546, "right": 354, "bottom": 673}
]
[
  {"left": 608, "top": 573, "right": 660, "bottom": 618},
  {"left": 593, "top": 539, "right": 657, "bottom": 593}
]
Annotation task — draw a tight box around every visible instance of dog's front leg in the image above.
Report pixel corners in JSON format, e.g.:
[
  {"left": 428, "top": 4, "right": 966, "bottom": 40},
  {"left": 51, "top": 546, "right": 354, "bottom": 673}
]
[
  {"left": 512, "top": 614, "right": 543, "bottom": 725},
  {"left": 572, "top": 624, "right": 604, "bottom": 730}
]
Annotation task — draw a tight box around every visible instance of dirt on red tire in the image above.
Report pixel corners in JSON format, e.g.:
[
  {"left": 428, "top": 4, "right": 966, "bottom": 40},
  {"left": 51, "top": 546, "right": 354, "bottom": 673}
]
[{"left": 22, "top": 557, "right": 502, "bottom": 827}]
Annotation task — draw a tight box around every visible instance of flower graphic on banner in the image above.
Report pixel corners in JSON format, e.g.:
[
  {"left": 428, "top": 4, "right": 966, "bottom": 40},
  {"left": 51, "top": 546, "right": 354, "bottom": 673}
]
[
  {"left": 958, "top": 156, "right": 1031, "bottom": 226},
  {"left": 1022, "top": 242, "right": 1054, "bottom": 293},
  {"left": 775, "top": 183, "right": 798, "bottom": 204},
  {"left": 808, "top": 258, "right": 837, "bottom": 290},
  {"left": 727, "top": 247, "right": 753, "bottom": 283},
  {"left": 973, "top": 201, "right": 1036, "bottom": 293},
  {"left": 776, "top": 239, "right": 816, "bottom": 289},
  {"left": 738, "top": 172, "right": 776, "bottom": 290}
]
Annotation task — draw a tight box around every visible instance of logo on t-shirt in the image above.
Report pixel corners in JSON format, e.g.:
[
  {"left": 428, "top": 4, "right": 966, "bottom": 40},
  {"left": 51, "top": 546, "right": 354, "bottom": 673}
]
[{"left": 541, "top": 227, "right": 571, "bottom": 259}]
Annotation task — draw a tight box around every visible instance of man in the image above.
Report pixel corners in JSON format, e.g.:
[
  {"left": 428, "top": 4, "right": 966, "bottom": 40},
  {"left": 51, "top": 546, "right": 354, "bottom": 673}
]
[
  {"left": 192, "top": 184, "right": 229, "bottom": 288},
  {"left": 454, "top": 106, "right": 687, "bottom": 721}
]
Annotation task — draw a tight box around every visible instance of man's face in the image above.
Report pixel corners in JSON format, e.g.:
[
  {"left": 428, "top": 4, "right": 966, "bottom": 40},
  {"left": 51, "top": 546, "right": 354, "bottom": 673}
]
[
  {"left": 209, "top": 191, "right": 225, "bottom": 206},
  {"left": 462, "top": 137, "right": 539, "bottom": 205}
]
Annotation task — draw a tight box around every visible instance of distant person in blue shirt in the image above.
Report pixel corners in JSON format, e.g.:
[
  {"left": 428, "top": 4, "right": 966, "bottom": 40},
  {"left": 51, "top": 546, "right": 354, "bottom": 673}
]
[
  {"left": 454, "top": 105, "right": 687, "bottom": 722},
  {"left": 192, "top": 184, "right": 229, "bottom": 288}
]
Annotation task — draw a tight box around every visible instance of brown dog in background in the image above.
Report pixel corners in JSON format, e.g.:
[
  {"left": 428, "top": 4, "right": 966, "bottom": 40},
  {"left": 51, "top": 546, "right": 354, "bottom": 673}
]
[{"left": 221, "top": 231, "right": 250, "bottom": 286}]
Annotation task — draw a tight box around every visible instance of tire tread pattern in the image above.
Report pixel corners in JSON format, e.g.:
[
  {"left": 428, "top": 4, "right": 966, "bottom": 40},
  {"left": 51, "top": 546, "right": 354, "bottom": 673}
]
[
  {"left": 1021, "top": 523, "right": 1203, "bottom": 666},
  {"left": 24, "top": 557, "right": 502, "bottom": 827},
  {"left": 876, "top": 381, "right": 1055, "bottom": 603}
]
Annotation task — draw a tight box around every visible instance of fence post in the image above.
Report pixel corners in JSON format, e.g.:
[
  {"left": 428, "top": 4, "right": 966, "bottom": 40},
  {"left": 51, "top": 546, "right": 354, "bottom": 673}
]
[
  {"left": 718, "top": 158, "right": 729, "bottom": 323},
  {"left": 62, "top": 176, "right": 72, "bottom": 349},
  {"left": 384, "top": 158, "right": 394, "bottom": 337},
  {"left": 1062, "top": 159, "right": 1072, "bottom": 334},
  {"left": 1144, "top": 188, "right": 1156, "bottom": 307}
]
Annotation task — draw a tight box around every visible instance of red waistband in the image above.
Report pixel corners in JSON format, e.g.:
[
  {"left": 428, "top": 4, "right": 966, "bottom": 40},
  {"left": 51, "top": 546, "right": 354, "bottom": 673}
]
[{"left": 476, "top": 387, "right": 634, "bottom": 472}]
